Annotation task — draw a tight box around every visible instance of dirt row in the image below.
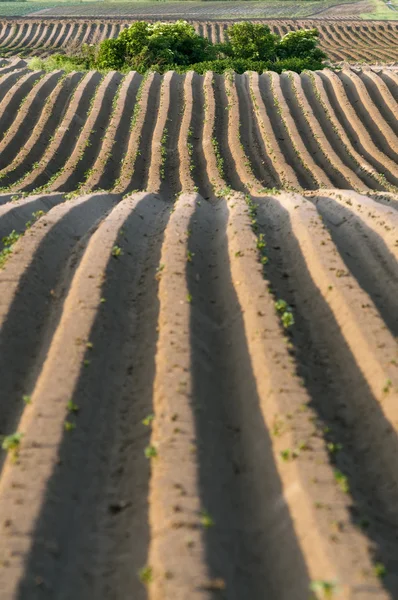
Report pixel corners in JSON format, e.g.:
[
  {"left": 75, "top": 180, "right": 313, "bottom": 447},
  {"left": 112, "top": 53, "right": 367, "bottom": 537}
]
[
  {"left": 0, "top": 19, "right": 397, "bottom": 63},
  {"left": 0, "top": 183, "right": 397, "bottom": 599},
  {"left": 0, "top": 64, "right": 396, "bottom": 198}
]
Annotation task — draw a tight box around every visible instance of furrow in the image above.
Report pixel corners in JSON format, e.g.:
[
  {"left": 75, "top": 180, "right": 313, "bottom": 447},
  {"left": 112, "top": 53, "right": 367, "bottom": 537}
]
[
  {"left": 202, "top": 71, "right": 226, "bottom": 194},
  {"left": 0, "top": 192, "right": 168, "bottom": 599},
  {"left": 253, "top": 191, "right": 398, "bottom": 597},
  {"left": 248, "top": 72, "right": 299, "bottom": 190},
  {"left": 259, "top": 72, "right": 315, "bottom": 189},
  {"left": 359, "top": 70, "right": 398, "bottom": 138},
  {"left": 286, "top": 72, "right": 366, "bottom": 191},
  {"left": 178, "top": 71, "right": 196, "bottom": 194},
  {"left": 0, "top": 72, "right": 83, "bottom": 188},
  {"left": 271, "top": 72, "right": 330, "bottom": 189},
  {"left": 223, "top": 72, "right": 267, "bottom": 193},
  {"left": 339, "top": 69, "right": 398, "bottom": 162},
  {"left": 82, "top": 71, "right": 141, "bottom": 192},
  {"left": 311, "top": 189, "right": 398, "bottom": 335},
  {"left": 226, "top": 192, "right": 390, "bottom": 598},
  {"left": 0, "top": 70, "right": 42, "bottom": 141},
  {"left": 0, "top": 71, "right": 62, "bottom": 169},
  {"left": 303, "top": 71, "right": 394, "bottom": 191},
  {"left": 147, "top": 193, "right": 210, "bottom": 599},
  {"left": 115, "top": 72, "right": 161, "bottom": 194},
  {"left": 234, "top": 73, "right": 279, "bottom": 189},
  {"left": 146, "top": 71, "right": 182, "bottom": 196},
  {"left": 0, "top": 192, "right": 120, "bottom": 456},
  {"left": 48, "top": 71, "right": 123, "bottom": 193},
  {"left": 319, "top": 70, "right": 398, "bottom": 187},
  {"left": 14, "top": 71, "right": 101, "bottom": 193}
]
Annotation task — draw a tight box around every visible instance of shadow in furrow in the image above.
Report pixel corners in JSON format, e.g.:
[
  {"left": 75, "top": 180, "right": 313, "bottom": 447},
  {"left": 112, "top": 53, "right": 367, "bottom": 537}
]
[
  {"left": 0, "top": 194, "right": 119, "bottom": 463},
  {"left": 255, "top": 196, "right": 398, "bottom": 597},
  {"left": 17, "top": 194, "right": 169, "bottom": 600},
  {"left": 187, "top": 199, "right": 311, "bottom": 600},
  {"left": 314, "top": 196, "right": 398, "bottom": 338}
]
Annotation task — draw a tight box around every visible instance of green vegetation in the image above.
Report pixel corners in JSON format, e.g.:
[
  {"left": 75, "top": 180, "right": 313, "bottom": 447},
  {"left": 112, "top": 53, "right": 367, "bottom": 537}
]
[
  {"left": 144, "top": 444, "right": 158, "bottom": 458},
  {"left": 30, "top": 21, "right": 327, "bottom": 75},
  {"left": 1, "top": 432, "right": 23, "bottom": 462},
  {"left": 139, "top": 565, "right": 153, "bottom": 585},
  {"left": 200, "top": 509, "right": 215, "bottom": 528},
  {"left": 361, "top": 0, "right": 398, "bottom": 19},
  {"left": 310, "top": 580, "right": 337, "bottom": 599}
]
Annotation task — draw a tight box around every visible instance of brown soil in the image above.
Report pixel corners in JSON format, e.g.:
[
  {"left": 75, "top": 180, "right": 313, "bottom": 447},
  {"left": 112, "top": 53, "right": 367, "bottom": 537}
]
[{"left": 0, "top": 60, "right": 396, "bottom": 600}]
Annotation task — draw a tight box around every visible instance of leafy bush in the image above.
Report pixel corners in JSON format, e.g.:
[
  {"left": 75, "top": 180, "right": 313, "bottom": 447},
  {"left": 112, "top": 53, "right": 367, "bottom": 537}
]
[
  {"left": 276, "top": 28, "right": 326, "bottom": 61},
  {"left": 118, "top": 20, "right": 217, "bottom": 72},
  {"left": 29, "top": 21, "right": 327, "bottom": 75},
  {"left": 223, "top": 22, "right": 279, "bottom": 61}
]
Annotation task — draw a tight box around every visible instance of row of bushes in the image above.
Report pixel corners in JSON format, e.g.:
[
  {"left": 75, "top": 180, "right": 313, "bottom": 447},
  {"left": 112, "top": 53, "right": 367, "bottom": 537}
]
[{"left": 31, "top": 21, "right": 327, "bottom": 74}]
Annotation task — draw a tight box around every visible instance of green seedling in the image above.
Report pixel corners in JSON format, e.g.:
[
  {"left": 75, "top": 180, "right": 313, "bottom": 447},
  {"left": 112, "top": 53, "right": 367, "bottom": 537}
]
[
  {"left": 280, "top": 448, "right": 299, "bottom": 461},
  {"left": 142, "top": 413, "right": 155, "bottom": 426},
  {"left": 334, "top": 469, "right": 349, "bottom": 493},
  {"left": 310, "top": 580, "right": 337, "bottom": 599},
  {"left": 200, "top": 510, "right": 214, "bottom": 528},
  {"left": 383, "top": 379, "right": 392, "bottom": 393},
  {"left": 22, "top": 395, "right": 32, "bottom": 405},
  {"left": 67, "top": 400, "right": 79, "bottom": 413},
  {"left": 327, "top": 442, "right": 342, "bottom": 454},
  {"left": 64, "top": 421, "right": 76, "bottom": 432},
  {"left": 139, "top": 565, "right": 153, "bottom": 585},
  {"left": 2, "top": 432, "right": 23, "bottom": 462},
  {"left": 186, "top": 293, "right": 193, "bottom": 303},
  {"left": 111, "top": 245, "right": 123, "bottom": 258},
  {"left": 186, "top": 250, "right": 194, "bottom": 262},
  {"left": 86, "top": 342, "right": 94, "bottom": 350},
  {"left": 275, "top": 299, "right": 288, "bottom": 313},
  {"left": 374, "top": 562, "right": 386, "bottom": 579},
  {"left": 144, "top": 445, "right": 157, "bottom": 459},
  {"left": 281, "top": 311, "right": 295, "bottom": 328}
]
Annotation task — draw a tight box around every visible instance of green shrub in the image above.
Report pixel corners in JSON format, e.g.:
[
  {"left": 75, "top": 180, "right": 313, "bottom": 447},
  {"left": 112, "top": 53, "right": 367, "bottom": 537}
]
[
  {"left": 276, "top": 28, "right": 326, "bottom": 61},
  {"left": 29, "top": 21, "right": 327, "bottom": 75},
  {"left": 96, "top": 38, "right": 126, "bottom": 70},
  {"left": 118, "top": 20, "right": 216, "bottom": 72},
  {"left": 224, "top": 22, "right": 279, "bottom": 61}
]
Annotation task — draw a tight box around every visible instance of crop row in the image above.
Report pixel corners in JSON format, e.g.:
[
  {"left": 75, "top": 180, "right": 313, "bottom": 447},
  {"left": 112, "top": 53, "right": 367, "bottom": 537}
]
[
  {"left": 0, "top": 179, "right": 396, "bottom": 598},
  {"left": 0, "top": 62, "right": 396, "bottom": 198},
  {"left": 0, "top": 19, "right": 397, "bottom": 63}
]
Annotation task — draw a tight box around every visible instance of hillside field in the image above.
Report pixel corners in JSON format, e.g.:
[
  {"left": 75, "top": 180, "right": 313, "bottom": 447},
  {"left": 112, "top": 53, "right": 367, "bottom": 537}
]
[
  {"left": 0, "top": 19, "right": 397, "bottom": 63},
  {"left": 0, "top": 9, "right": 396, "bottom": 600}
]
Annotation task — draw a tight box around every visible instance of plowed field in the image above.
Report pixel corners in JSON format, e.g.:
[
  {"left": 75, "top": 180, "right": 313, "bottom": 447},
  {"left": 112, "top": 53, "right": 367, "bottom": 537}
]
[
  {"left": 0, "top": 19, "right": 397, "bottom": 63},
  {"left": 0, "top": 49, "right": 397, "bottom": 599}
]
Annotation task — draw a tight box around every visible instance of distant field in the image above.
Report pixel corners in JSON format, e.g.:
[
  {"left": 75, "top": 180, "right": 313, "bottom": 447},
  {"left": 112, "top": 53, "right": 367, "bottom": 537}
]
[{"left": 0, "top": 0, "right": 373, "bottom": 19}]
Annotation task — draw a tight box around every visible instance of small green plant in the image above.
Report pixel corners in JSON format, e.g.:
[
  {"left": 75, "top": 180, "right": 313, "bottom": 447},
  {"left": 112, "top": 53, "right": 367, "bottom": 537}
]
[
  {"left": 374, "top": 562, "right": 386, "bottom": 579},
  {"left": 139, "top": 565, "right": 153, "bottom": 585},
  {"left": 275, "top": 299, "right": 288, "bottom": 313},
  {"left": 186, "top": 250, "right": 195, "bottom": 262},
  {"left": 200, "top": 509, "right": 214, "bottom": 528},
  {"left": 280, "top": 448, "right": 299, "bottom": 461},
  {"left": 111, "top": 245, "right": 123, "bottom": 258},
  {"left": 334, "top": 469, "right": 349, "bottom": 493},
  {"left": 64, "top": 421, "right": 76, "bottom": 432},
  {"left": 2, "top": 433, "right": 23, "bottom": 462},
  {"left": 186, "top": 293, "right": 193, "bottom": 303},
  {"left": 144, "top": 445, "right": 158, "bottom": 459},
  {"left": 281, "top": 311, "right": 295, "bottom": 328},
  {"left": 142, "top": 414, "right": 155, "bottom": 426},
  {"left": 383, "top": 379, "right": 392, "bottom": 394},
  {"left": 22, "top": 395, "right": 32, "bottom": 405},
  {"left": 327, "top": 442, "right": 342, "bottom": 454},
  {"left": 310, "top": 580, "right": 336, "bottom": 599},
  {"left": 67, "top": 400, "right": 79, "bottom": 413}
]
